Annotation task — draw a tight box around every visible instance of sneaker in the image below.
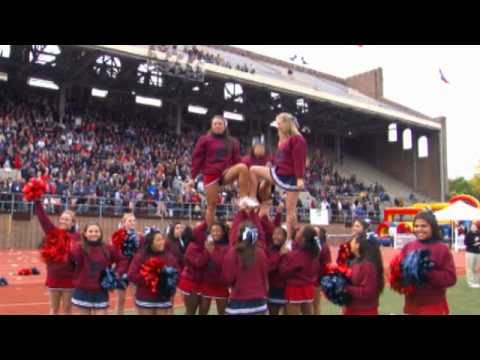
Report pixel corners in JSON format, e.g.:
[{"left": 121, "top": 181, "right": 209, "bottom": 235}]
[
  {"left": 238, "top": 197, "right": 250, "bottom": 208},
  {"left": 246, "top": 197, "right": 260, "bottom": 208},
  {"left": 470, "top": 284, "right": 480, "bottom": 289}
]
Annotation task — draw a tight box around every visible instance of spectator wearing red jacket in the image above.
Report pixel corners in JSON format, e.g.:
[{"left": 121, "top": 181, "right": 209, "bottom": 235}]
[
  {"left": 343, "top": 233, "right": 384, "bottom": 315},
  {"left": 313, "top": 226, "right": 331, "bottom": 315},
  {"left": 222, "top": 218, "right": 269, "bottom": 315},
  {"left": 190, "top": 115, "right": 252, "bottom": 227},
  {"left": 127, "top": 230, "right": 179, "bottom": 315},
  {"left": 248, "top": 113, "right": 307, "bottom": 243},
  {"left": 399, "top": 211, "right": 457, "bottom": 315},
  {"left": 278, "top": 225, "right": 320, "bottom": 315},
  {"left": 71, "top": 224, "right": 128, "bottom": 315},
  {"left": 34, "top": 198, "right": 80, "bottom": 315}
]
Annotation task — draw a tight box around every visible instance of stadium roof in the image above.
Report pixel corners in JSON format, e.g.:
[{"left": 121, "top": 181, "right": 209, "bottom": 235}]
[{"left": 79, "top": 45, "right": 442, "bottom": 130}]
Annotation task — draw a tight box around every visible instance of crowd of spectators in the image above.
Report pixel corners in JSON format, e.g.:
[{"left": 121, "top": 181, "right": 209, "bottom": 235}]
[
  {"left": 156, "top": 45, "right": 256, "bottom": 74},
  {"left": 0, "top": 89, "right": 251, "bottom": 218},
  {"left": 0, "top": 88, "right": 397, "bottom": 223},
  {"left": 302, "top": 149, "right": 391, "bottom": 223}
]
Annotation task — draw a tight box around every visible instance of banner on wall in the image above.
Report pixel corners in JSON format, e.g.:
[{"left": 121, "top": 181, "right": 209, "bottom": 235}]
[{"left": 310, "top": 209, "right": 329, "bottom": 226}]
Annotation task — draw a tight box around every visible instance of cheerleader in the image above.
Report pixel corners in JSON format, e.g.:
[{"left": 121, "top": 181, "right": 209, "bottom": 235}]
[
  {"left": 352, "top": 218, "right": 368, "bottom": 238},
  {"left": 229, "top": 206, "right": 266, "bottom": 250},
  {"left": 112, "top": 213, "right": 145, "bottom": 315},
  {"left": 190, "top": 115, "right": 255, "bottom": 227},
  {"left": 248, "top": 113, "right": 307, "bottom": 243},
  {"left": 343, "top": 233, "right": 384, "bottom": 315},
  {"left": 34, "top": 199, "right": 79, "bottom": 315},
  {"left": 399, "top": 211, "right": 457, "bottom": 315},
  {"left": 177, "top": 221, "right": 209, "bottom": 315},
  {"left": 198, "top": 222, "right": 230, "bottom": 315},
  {"left": 242, "top": 137, "right": 274, "bottom": 204},
  {"left": 71, "top": 224, "right": 128, "bottom": 315},
  {"left": 313, "top": 226, "right": 331, "bottom": 315},
  {"left": 258, "top": 201, "right": 283, "bottom": 249},
  {"left": 166, "top": 223, "right": 187, "bottom": 272},
  {"left": 278, "top": 225, "right": 320, "bottom": 315},
  {"left": 267, "top": 226, "right": 288, "bottom": 315},
  {"left": 127, "top": 229, "right": 179, "bottom": 315},
  {"left": 222, "top": 217, "right": 269, "bottom": 315}
]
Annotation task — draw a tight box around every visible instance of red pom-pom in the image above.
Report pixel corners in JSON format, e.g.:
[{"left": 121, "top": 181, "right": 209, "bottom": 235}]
[
  {"left": 389, "top": 253, "right": 414, "bottom": 295},
  {"left": 18, "top": 268, "right": 33, "bottom": 276},
  {"left": 325, "top": 263, "right": 353, "bottom": 279},
  {"left": 23, "top": 177, "right": 48, "bottom": 202},
  {"left": 139, "top": 257, "right": 166, "bottom": 295},
  {"left": 40, "top": 228, "right": 71, "bottom": 264},
  {"left": 337, "top": 242, "right": 353, "bottom": 267},
  {"left": 111, "top": 228, "right": 128, "bottom": 250}
]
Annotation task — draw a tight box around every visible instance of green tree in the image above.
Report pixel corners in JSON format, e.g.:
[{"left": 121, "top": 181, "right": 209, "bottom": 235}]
[
  {"left": 470, "top": 176, "right": 480, "bottom": 199},
  {"left": 449, "top": 177, "right": 473, "bottom": 198}
]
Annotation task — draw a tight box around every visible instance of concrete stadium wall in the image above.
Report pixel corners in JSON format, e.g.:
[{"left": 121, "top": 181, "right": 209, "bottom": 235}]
[
  {"left": 0, "top": 214, "right": 199, "bottom": 250},
  {"left": 0, "top": 214, "right": 353, "bottom": 250},
  {"left": 344, "top": 126, "right": 442, "bottom": 200}
]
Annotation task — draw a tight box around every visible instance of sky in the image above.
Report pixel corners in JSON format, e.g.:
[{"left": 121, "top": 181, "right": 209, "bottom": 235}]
[{"left": 235, "top": 45, "right": 479, "bottom": 180}]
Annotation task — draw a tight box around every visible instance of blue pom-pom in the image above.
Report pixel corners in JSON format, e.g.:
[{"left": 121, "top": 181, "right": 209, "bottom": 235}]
[
  {"left": 101, "top": 267, "right": 118, "bottom": 291},
  {"left": 320, "top": 273, "right": 352, "bottom": 306},
  {"left": 158, "top": 266, "right": 179, "bottom": 298},
  {"left": 122, "top": 230, "right": 140, "bottom": 258},
  {"left": 401, "top": 249, "right": 434, "bottom": 287},
  {"left": 0, "top": 277, "right": 8, "bottom": 286}
]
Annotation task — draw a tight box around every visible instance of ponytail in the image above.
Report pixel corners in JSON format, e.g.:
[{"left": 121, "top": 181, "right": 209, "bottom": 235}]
[
  {"left": 236, "top": 222, "right": 258, "bottom": 269},
  {"left": 355, "top": 234, "right": 385, "bottom": 293},
  {"left": 301, "top": 225, "right": 321, "bottom": 257}
]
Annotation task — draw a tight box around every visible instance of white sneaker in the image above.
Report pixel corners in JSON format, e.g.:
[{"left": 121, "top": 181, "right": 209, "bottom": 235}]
[
  {"left": 469, "top": 284, "right": 480, "bottom": 289},
  {"left": 246, "top": 197, "right": 260, "bottom": 208},
  {"left": 238, "top": 197, "right": 250, "bottom": 208}
]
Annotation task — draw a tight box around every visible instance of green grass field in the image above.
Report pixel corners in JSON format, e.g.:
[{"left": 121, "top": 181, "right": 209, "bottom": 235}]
[{"left": 162, "top": 275, "right": 480, "bottom": 315}]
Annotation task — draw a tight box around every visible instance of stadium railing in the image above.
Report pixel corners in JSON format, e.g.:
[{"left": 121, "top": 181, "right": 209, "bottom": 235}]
[{"left": 0, "top": 193, "right": 383, "bottom": 224}]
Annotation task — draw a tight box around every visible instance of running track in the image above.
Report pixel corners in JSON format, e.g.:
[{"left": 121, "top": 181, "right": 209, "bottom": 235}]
[{"left": 0, "top": 247, "right": 466, "bottom": 315}]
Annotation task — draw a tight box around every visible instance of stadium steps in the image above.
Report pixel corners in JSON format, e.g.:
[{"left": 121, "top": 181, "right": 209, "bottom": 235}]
[{"left": 321, "top": 149, "right": 435, "bottom": 203}]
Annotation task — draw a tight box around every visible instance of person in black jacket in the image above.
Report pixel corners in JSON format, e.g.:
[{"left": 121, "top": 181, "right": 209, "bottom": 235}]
[{"left": 465, "top": 221, "right": 480, "bottom": 288}]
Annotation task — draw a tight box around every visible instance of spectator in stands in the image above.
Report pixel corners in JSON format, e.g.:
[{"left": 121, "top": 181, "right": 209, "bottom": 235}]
[{"left": 1, "top": 88, "right": 392, "bottom": 225}]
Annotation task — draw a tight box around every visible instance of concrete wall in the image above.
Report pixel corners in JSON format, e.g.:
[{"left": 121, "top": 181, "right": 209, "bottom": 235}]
[{"left": 344, "top": 125, "right": 442, "bottom": 200}]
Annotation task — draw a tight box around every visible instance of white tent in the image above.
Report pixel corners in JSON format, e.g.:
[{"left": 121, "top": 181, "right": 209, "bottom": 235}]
[
  {"left": 434, "top": 201, "right": 480, "bottom": 252},
  {"left": 434, "top": 201, "right": 480, "bottom": 221}
]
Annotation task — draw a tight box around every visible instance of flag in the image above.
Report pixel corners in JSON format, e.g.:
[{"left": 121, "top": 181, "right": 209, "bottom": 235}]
[{"left": 439, "top": 68, "right": 449, "bottom": 84}]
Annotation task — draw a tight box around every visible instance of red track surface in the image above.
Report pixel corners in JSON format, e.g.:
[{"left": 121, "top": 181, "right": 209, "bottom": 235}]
[{"left": 0, "top": 247, "right": 466, "bottom": 315}]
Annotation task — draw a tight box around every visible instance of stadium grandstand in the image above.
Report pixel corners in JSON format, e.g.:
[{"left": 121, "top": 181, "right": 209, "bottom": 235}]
[{"left": 0, "top": 45, "right": 447, "bottom": 249}]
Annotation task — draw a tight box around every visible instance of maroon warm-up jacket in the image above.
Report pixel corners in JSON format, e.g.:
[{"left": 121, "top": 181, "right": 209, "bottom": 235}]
[
  {"left": 127, "top": 250, "right": 179, "bottom": 302},
  {"left": 35, "top": 200, "right": 80, "bottom": 289},
  {"left": 71, "top": 241, "right": 128, "bottom": 292},
  {"left": 191, "top": 134, "right": 241, "bottom": 180},
  {"left": 222, "top": 246, "right": 269, "bottom": 301},
  {"left": 401, "top": 239, "right": 456, "bottom": 311},
  {"left": 278, "top": 248, "right": 319, "bottom": 287},
  {"left": 273, "top": 135, "right": 307, "bottom": 179},
  {"left": 344, "top": 260, "right": 380, "bottom": 312}
]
